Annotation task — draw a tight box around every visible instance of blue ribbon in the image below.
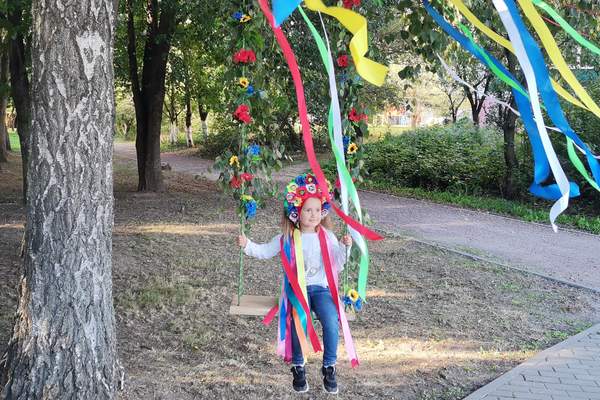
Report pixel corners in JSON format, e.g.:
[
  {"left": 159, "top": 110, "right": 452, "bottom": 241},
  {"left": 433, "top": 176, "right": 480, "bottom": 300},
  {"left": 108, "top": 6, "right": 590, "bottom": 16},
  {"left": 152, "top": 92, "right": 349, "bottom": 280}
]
[
  {"left": 502, "top": 0, "right": 600, "bottom": 185},
  {"left": 272, "top": 0, "right": 302, "bottom": 26},
  {"left": 423, "top": 0, "right": 579, "bottom": 200}
]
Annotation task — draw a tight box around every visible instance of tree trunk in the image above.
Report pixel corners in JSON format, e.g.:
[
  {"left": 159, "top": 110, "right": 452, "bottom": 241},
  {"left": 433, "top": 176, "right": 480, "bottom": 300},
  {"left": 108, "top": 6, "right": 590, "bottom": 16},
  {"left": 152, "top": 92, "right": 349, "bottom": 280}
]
[
  {"left": 0, "top": 1, "right": 119, "bottom": 398},
  {"left": 198, "top": 101, "right": 208, "bottom": 142},
  {"left": 8, "top": 4, "right": 32, "bottom": 203},
  {"left": 127, "top": 0, "right": 177, "bottom": 192},
  {"left": 502, "top": 52, "right": 519, "bottom": 199},
  {"left": 185, "top": 86, "right": 193, "bottom": 147},
  {"left": 0, "top": 41, "right": 9, "bottom": 163},
  {"left": 169, "top": 120, "right": 177, "bottom": 145}
]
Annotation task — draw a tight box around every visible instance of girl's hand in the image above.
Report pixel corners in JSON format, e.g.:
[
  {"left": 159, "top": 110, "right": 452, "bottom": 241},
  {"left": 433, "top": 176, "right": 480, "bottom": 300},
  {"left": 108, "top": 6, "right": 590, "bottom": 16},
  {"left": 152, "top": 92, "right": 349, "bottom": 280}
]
[
  {"left": 341, "top": 234, "right": 352, "bottom": 247},
  {"left": 238, "top": 234, "right": 248, "bottom": 248}
]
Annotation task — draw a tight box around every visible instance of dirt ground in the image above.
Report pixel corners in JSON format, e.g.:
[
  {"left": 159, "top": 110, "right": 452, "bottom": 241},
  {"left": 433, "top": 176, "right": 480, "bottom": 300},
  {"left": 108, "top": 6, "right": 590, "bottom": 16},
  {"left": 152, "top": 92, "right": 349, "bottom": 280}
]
[{"left": 1, "top": 154, "right": 600, "bottom": 400}]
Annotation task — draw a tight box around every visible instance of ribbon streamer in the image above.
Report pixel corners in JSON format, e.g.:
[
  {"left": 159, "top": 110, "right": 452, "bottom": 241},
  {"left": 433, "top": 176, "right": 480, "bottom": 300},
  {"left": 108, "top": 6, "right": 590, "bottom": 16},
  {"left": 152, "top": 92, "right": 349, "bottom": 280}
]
[
  {"left": 532, "top": 0, "right": 600, "bottom": 57},
  {"left": 298, "top": 7, "right": 372, "bottom": 300},
  {"left": 491, "top": 0, "right": 570, "bottom": 230},
  {"left": 445, "top": 0, "right": 588, "bottom": 111},
  {"left": 258, "top": 0, "right": 383, "bottom": 241}
]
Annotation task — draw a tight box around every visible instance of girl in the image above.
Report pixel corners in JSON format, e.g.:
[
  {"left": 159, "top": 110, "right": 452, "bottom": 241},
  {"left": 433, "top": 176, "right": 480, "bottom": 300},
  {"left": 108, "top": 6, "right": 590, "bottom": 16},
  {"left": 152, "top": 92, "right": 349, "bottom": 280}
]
[{"left": 238, "top": 172, "right": 353, "bottom": 394}]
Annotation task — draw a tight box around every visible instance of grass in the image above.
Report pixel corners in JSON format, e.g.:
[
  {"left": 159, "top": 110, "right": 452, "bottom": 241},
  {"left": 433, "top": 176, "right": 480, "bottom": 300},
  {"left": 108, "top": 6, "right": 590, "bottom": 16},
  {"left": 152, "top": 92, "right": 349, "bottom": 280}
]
[
  {"left": 365, "top": 180, "right": 600, "bottom": 235},
  {"left": 8, "top": 130, "right": 20, "bottom": 152}
]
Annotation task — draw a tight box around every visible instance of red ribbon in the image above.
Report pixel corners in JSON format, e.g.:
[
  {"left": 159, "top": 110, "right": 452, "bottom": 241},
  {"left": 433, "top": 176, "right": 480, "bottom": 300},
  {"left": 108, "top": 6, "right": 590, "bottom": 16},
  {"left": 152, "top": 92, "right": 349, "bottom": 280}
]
[
  {"left": 279, "top": 237, "right": 322, "bottom": 352},
  {"left": 257, "top": 0, "right": 383, "bottom": 242}
]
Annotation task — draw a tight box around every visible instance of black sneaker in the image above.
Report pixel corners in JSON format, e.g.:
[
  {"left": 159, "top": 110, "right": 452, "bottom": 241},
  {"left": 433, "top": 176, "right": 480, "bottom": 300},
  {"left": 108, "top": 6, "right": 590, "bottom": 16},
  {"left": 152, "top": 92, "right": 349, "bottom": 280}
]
[
  {"left": 291, "top": 365, "right": 309, "bottom": 393},
  {"left": 322, "top": 365, "right": 339, "bottom": 394}
]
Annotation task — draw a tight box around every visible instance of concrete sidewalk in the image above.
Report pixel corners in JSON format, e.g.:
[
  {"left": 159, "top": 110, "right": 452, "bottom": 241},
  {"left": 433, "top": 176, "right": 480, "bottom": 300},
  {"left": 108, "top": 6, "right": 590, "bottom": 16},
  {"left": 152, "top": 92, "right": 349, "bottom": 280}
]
[{"left": 464, "top": 323, "right": 600, "bottom": 400}]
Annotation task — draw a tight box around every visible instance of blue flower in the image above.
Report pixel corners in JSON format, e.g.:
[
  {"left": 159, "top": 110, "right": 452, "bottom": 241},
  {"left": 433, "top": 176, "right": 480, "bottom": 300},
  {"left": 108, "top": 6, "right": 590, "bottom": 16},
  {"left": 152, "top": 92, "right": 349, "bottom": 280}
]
[
  {"left": 232, "top": 11, "right": 243, "bottom": 20},
  {"left": 295, "top": 175, "right": 306, "bottom": 186},
  {"left": 246, "top": 85, "right": 255, "bottom": 95},
  {"left": 343, "top": 296, "right": 353, "bottom": 306},
  {"left": 258, "top": 90, "right": 267, "bottom": 99},
  {"left": 343, "top": 135, "right": 350, "bottom": 152},
  {"left": 354, "top": 298, "right": 363, "bottom": 311},
  {"left": 245, "top": 199, "right": 257, "bottom": 219},
  {"left": 246, "top": 144, "right": 260, "bottom": 156}
]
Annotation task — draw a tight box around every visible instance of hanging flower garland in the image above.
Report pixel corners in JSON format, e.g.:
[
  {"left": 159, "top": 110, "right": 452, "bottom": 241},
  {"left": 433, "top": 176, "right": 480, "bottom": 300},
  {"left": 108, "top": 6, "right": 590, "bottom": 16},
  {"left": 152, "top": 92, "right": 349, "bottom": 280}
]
[{"left": 213, "top": 2, "right": 286, "bottom": 305}]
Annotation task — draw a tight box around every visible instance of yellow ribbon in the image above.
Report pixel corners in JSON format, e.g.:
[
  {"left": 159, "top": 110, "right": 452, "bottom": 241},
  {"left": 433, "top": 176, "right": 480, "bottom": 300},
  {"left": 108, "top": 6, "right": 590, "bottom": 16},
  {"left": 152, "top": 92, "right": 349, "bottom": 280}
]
[
  {"left": 446, "top": 0, "right": 588, "bottom": 111},
  {"left": 304, "top": 0, "right": 389, "bottom": 86},
  {"left": 517, "top": 0, "right": 600, "bottom": 119}
]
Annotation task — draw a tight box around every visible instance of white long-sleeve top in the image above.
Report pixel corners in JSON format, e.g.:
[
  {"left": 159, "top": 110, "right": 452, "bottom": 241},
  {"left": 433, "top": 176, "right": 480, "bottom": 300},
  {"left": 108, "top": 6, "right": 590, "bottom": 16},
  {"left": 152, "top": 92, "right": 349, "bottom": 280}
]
[{"left": 244, "top": 229, "right": 347, "bottom": 288}]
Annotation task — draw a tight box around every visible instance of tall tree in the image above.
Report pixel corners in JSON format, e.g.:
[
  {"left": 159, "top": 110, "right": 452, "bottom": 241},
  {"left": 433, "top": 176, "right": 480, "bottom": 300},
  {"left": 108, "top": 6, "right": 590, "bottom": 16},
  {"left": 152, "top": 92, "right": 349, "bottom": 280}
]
[
  {"left": 0, "top": 0, "right": 119, "bottom": 398},
  {"left": 7, "top": 0, "right": 32, "bottom": 203},
  {"left": 0, "top": 36, "right": 8, "bottom": 163},
  {"left": 126, "top": 0, "right": 178, "bottom": 191}
]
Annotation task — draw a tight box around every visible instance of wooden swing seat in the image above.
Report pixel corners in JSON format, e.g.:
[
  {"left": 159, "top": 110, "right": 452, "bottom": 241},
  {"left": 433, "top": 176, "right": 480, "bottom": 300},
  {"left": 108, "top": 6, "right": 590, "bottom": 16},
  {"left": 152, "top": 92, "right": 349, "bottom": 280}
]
[{"left": 229, "top": 294, "right": 356, "bottom": 321}]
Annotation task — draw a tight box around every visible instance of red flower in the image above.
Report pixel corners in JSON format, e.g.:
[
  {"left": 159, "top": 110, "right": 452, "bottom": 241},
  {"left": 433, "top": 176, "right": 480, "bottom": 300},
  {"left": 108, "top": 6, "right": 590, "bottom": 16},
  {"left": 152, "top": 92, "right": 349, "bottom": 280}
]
[
  {"left": 230, "top": 175, "right": 241, "bottom": 189},
  {"left": 342, "top": 0, "right": 361, "bottom": 9},
  {"left": 348, "top": 108, "right": 367, "bottom": 122},
  {"left": 240, "top": 173, "right": 253, "bottom": 182},
  {"left": 233, "top": 49, "right": 257, "bottom": 64},
  {"left": 234, "top": 104, "right": 252, "bottom": 124},
  {"left": 337, "top": 54, "right": 349, "bottom": 68}
]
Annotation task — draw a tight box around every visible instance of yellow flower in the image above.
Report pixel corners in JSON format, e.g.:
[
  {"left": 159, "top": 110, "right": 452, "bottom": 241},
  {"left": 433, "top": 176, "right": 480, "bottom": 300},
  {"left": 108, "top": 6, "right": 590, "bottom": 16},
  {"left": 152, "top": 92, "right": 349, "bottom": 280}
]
[
  {"left": 347, "top": 143, "right": 358, "bottom": 154},
  {"left": 229, "top": 155, "right": 240, "bottom": 167},
  {"left": 240, "top": 14, "right": 252, "bottom": 23},
  {"left": 241, "top": 194, "right": 254, "bottom": 201},
  {"left": 239, "top": 77, "right": 249, "bottom": 88},
  {"left": 348, "top": 289, "right": 359, "bottom": 302}
]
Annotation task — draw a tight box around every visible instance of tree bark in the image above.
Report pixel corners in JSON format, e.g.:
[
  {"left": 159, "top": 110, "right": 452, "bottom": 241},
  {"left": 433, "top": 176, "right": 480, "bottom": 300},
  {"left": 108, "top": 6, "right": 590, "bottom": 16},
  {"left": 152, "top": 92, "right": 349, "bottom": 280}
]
[
  {"left": 0, "top": 1, "right": 119, "bottom": 398},
  {"left": 198, "top": 101, "right": 208, "bottom": 142},
  {"left": 184, "top": 83, "right": 193, "bottom": 147},
  {"left": 502, "top": 52, "right": 519, "bottom": 199},
  {"left": 8, "top": 4, "right": 32, "bottom": 203},
  {"left": 127, "top": 0, "right": 177, "bottom": 191},
  {"left": 0, "top": 41, "right": 9, "bottom": 163}
]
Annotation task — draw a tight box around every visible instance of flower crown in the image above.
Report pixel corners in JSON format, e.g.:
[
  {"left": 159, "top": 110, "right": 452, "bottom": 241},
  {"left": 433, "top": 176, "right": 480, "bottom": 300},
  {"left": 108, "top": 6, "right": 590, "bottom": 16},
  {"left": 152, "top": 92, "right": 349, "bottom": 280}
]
[{"left": 283, "top": 173, "right": 333, "bottom": 224}]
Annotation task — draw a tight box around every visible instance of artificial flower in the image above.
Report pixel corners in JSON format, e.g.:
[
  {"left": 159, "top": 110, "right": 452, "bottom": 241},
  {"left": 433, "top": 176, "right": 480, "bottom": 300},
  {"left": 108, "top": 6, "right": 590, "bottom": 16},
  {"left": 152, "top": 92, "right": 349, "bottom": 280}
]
[
  {"left": 348, "top": 289, "right": 359, "bottom": 302},
  {"left": 232, "top": 11, "right": 243, "bottom": 20},
  {"left": 289, "top": 210, "right": 299, "bottom": 222},
  {"left": 246, "top": 85, "right": 255, "bottom": 95},
  {"left": 239, "top": 77, "right": 249, "bottom": 88},
  {"left": 337, "top": 54, "right": 349, "bottom": 68},
  {"left": 245, "top": 199, "right": 257, "bottom": 219},
  {"left": 306, "top": 183, "right": 316, "bottom": 194},
  {"left": 233, "top": 104, "right": 252, "bottom": 124},
  {"left": 342, "top": 0, "right": 361, "bottom": 9},
  {"left": 247, "top": 144, "right": 260, "bottom": 156},
  {"left": 343, "top": 135, "right": 350, "bottom": 153},
  {"left": 287, "top": 183, "right": 298, "bottom": 193},
  {"left": 348, "top": 108, "right": 367, "bottom": 122},
  {"left": 230, "top": 175, "right": 241, "bottom": 188},
  {"left": 347, "top": 143, "right": 358, "bottom": 154},
  {"left": 240, "top": 14, "right": 252, "bottom": 23},
  {"left": 240, "top": 172, "right": 253, "bottom": 182},
  {"left": 241, "top": 194, "right": 254, "bottom": 201},
  {"left": 233, "top": 49, "right": 257, "bottom": 64},
  {"left": 229, "top": 155, "right": 240, "bottom": 168},
  {"left": 354, "top": 297, "right": 363, "bottom": 311},
  {"left": 343, "top": 296, "right": 353, "bottom": 306}
]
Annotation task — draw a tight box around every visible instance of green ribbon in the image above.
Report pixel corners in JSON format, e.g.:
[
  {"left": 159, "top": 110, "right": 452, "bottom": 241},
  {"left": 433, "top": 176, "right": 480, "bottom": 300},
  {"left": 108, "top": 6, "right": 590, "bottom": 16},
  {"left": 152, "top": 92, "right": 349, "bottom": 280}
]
[
  {"left": 299, "top": 7, "right": 371, "bottom": 300},
  {"left": 532, "top": 0, "right": 600, "bottom": 57}
]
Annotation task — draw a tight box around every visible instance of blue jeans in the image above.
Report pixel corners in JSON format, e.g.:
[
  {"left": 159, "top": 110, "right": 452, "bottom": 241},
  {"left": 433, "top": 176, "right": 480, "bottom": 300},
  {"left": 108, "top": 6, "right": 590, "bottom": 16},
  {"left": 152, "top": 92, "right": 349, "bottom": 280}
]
[{"left": 291, "top": 285, "right": 339, "bottom": 367}]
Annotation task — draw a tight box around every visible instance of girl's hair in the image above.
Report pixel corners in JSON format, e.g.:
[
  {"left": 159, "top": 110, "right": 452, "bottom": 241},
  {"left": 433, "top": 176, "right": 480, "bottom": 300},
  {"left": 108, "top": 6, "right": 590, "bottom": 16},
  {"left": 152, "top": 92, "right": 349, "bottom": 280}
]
[{"left": 281, "top": 209, "right": 333, "bottom": 236}]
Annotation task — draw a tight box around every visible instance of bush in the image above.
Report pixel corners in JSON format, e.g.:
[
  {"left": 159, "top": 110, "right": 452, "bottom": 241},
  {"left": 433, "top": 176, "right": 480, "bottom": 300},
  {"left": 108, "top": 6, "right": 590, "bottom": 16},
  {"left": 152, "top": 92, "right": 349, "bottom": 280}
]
[{"left": 363, "top": 121, "right": 507, "bottom": 195}]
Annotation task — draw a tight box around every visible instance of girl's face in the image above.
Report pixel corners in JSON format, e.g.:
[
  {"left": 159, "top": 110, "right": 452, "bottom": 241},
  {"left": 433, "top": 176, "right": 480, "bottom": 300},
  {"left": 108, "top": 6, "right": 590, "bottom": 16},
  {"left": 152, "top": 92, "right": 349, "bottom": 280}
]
[{"left": 299, "top": 197, "right": 322, "bottom": 232}]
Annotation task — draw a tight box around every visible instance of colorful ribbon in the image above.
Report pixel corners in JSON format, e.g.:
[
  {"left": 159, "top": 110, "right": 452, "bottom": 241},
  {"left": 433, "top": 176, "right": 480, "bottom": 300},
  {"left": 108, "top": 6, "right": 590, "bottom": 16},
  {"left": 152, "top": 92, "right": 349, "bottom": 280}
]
[
  {"left": 532, "top": 0, "right": 600, "bottom": 57},
  {"left": 423, "top": 0, "right": 580, "bottom": 226},
  {"left": 491, "top": 0, "right": 570, "bottom": 230},
  {"left": 298, "top": 7, "right": 372, "bottom": 301},
  {"left": 257, "top": 0, "right": 383, "bottom": 241}
]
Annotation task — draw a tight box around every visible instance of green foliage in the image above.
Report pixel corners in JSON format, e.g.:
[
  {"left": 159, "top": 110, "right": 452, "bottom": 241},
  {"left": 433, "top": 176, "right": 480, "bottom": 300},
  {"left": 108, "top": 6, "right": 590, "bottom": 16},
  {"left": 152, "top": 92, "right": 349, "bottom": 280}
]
[
  {"left": 8, "top": 130, "right": 20, "bottom": 152},
  {"left": 363, "top": 121, "right": 506, "bottom": 195}
]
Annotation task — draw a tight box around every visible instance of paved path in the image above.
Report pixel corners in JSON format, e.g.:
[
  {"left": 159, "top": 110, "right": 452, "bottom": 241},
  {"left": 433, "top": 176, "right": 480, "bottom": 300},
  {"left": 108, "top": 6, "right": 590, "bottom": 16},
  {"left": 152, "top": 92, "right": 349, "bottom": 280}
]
[
  {"left": 464, "top": 323, "right": 600, "bottom": 400},
  {"left": 115, "top": 142, "right": 600, "bottom": 292}
]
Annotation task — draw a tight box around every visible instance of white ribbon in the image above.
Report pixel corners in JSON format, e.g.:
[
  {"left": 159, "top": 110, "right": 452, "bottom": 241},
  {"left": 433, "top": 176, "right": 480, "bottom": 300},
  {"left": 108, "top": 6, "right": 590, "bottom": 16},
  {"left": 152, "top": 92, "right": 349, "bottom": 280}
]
[{"left": 492, "top": 0, "right": 570, "bottom": 231}]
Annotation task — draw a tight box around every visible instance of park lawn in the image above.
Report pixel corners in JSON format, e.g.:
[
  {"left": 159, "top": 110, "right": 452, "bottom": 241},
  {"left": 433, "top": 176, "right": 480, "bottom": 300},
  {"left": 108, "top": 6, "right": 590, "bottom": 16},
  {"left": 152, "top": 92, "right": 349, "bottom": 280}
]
[
  {"left": 1, "top": 156, "right": 599, "bottom": 399},
  {"left": 8, "top": 130, "right": 20, "bottom": 152}
]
